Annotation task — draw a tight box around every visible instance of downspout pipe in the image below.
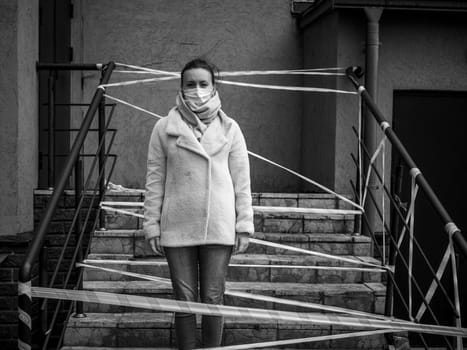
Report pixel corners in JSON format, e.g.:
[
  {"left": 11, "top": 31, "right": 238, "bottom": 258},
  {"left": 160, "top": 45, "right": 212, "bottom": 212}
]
[{"left": 362, "top": 7, "right": 383, "bottom": 240}]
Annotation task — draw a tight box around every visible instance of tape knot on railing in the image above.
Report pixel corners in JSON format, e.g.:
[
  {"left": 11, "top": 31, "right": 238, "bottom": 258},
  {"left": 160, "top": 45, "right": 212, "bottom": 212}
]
[
  {"left": 409, "top": 167, "right": 421, "bottom": 179},
  {"left": 380, "top": 121, "right": 390, "bottom": 132},
  {"left": 445, "top": 222, "right": 459, "bottom": 236}
]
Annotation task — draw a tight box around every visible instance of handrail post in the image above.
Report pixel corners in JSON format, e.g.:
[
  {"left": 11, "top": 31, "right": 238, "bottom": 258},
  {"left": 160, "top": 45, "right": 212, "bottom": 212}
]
[
  {"left": 48, "top": 70, "right": 56, "bottom": 189},
  {"left": 98, "top": 71, "right": 106, "bottom": 230},
  {"left": 345, "top": 65, "right": 467, "bottom": 261},
  {"left": 19, "top": 61, "right": 115, "bottom": 350},
  {"left": 385, "top": 163, "right": 404, "bottom": 320},
  {"left": 39, "top": 246, "right": 48, "bottom": 344},
  {"left": 73, "top": 159, "right": 86, "bottom": 318}
]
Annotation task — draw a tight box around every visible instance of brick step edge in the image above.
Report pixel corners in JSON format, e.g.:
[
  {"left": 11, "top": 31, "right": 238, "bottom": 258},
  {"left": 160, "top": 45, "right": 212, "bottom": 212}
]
[{"left": 63, "top": 313, "right": 388, "bottom": 349}]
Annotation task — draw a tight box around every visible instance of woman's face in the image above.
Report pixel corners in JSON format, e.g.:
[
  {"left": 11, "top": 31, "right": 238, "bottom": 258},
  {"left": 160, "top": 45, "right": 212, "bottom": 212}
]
[{"left": 182, "top": 68, "right": 214, "bottom": 91}]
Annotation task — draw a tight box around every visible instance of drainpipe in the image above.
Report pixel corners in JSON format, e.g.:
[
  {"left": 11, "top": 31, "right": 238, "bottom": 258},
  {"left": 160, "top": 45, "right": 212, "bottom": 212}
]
[
  {"left": 363, "top": 7, "right": 401, "bottom": 346},
  {"left": 362, "top": 7, "right": 383, "bottom": 242}
]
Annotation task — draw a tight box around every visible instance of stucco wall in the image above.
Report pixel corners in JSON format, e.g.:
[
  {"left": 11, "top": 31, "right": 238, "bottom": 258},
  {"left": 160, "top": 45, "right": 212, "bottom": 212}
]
[
  {"left": 335, "top": 10, "right": 365, "bottom": 195},
  {"left": 0, "top": 0, "right": 39, "bottom": 236},
  {"left": 378, "top": 11, "right": 467, "bottom": 121},
  {"left": 303, "top": 8, "right": 467, "bottom": 196},
  {"left": 336, "top": 9, "right": 467, "bottom": 192},
  {"left": 70, "top": 0, "right": 303, "bottom": 192},
  {"left": 301, "top": 12, "right": 338, "bottom": 192}
]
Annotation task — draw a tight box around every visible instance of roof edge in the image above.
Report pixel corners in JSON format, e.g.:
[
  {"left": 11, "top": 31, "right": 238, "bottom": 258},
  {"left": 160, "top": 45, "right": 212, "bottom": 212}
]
[{"left": 298, "top": 0, "right": 467, "bottom": 29}]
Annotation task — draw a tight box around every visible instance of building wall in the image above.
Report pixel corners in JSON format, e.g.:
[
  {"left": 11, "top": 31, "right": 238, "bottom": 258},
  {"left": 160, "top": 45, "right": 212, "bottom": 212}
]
[
  {"left": 301, "top": 12, "right": 338, "bottom": 192},
  {"left": 0, "top": 0, "right": 39, "bottom": 236},
  {"left": 70, "top": 0, "right": 304, "bottom": 192},
  {"left": 303, "top": 8, "right": 467, "bottom": 197},
  {"left": 335, "top": 10, "right": 365, "bottom": 195},
  {"left": 378, "top": 11, "right": 467, "bottom": 121}
]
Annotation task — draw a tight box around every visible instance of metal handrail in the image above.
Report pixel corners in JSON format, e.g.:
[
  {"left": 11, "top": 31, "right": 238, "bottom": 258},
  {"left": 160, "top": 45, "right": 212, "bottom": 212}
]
[
  {"left": 18, "top": 61, "right": 115, "bottom": 350},
  {"left": 350, "top": 128, "right": 458, "bottom": 315},
  {"left": 346, "top": 66, "right": 467, "bottom": 261}
]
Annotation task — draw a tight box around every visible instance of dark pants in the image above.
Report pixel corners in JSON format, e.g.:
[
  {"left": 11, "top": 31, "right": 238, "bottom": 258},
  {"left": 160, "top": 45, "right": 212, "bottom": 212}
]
[{"left": 164, "top": 244, "right": 233, "bottom": 350}]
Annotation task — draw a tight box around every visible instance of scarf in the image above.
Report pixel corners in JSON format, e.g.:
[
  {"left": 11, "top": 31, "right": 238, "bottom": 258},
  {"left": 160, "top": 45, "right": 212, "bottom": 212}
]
[{"left": 176, "top": 91, "right": 222, "bottom": 140}]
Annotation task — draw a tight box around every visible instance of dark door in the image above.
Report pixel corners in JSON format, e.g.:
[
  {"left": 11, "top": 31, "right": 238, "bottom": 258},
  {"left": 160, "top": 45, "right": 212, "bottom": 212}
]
[
  {"left": 39, "top": 0, "right": 72, "bottom": 188},
  {"left": 392, "top": 91, "right": 467, "bottom": 346}
]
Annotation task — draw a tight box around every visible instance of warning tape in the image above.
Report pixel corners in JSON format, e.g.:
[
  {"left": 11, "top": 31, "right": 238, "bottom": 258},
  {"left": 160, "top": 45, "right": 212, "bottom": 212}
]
[
  {"left": 82, "top": 258, "right": 385, "bottom": 273},
  {"left": 31, "top": 286, "right": 467, "bottom": 337},
  {"left": 100, "top": 73, "right": 354, "bottom": 93},
  {"left": 98, "top": 203, "right": 385, "bottom": 270},
  {"left": 100, "top": 75, "right": 179, "bottom": 89},
  {"left": 98, "top": 92, "right": 363, "bottom": 211},
  {"left": 100, "top": 205, "right": 143, "bottom": 218},
  {"left": 96, "top": 204, "right": 385, "bottom": 269},
  {"left": 104, "top": 62, "right": 355, "bottom": 94},
  {"left": 78, "top": 262, "right": 384, "bottom": 319},
  {"left": 249, "top": 238, "right": 387, "bottom": 270},
  {"left": 115, "top": 62, "right": 346, "bottom": 75},
  {"left": 103, "top": 94, "right": 164, "bottom": 119},
  {"left": 114, "top": 69, "right": 346, "bottom": 77},
  {"left": 99, "top": 201, "right": 362, "bottom": 216},
  {"left": 216, "top": 79, "right": 357, "bottom": 94},
  {"left": 246, "top": 151, "right": 363, "bottom": 211}
]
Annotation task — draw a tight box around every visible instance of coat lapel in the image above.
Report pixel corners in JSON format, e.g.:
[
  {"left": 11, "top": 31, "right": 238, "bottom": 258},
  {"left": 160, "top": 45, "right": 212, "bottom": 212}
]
[
  {"left": 166, "top": 109, "right": 209, "bottom": 160},
  {"left": 166, "top": 108, "right": 229, "bottom": 159},
  {"left": 200, "top": 117, "right": 228, "bottom": 157}
]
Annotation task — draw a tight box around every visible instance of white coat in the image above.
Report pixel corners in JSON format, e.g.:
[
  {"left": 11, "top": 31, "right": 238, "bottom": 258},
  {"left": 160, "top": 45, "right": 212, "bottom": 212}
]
[{"left": 143, "top": 107, "right": 254, "bottom": 247}]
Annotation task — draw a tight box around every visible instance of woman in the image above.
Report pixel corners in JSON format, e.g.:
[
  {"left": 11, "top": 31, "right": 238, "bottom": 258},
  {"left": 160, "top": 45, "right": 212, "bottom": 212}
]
[{"left": 143, "top": 58, "right": 254, "bottom": 349}]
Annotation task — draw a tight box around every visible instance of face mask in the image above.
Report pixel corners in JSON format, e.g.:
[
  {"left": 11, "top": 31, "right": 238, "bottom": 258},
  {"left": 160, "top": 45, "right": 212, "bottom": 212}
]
[{"left": 183, "top": 87, "right": 214, "bottom": 107}]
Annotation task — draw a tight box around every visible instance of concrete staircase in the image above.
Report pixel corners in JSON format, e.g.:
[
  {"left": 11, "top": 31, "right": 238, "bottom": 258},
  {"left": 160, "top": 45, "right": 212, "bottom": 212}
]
[{"left": 61, "top": 192, "right": 388, "bottom": 349}]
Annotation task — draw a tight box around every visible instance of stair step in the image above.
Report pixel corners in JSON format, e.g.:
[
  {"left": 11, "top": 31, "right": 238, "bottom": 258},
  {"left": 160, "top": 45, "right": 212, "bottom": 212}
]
[
  {"left": 63, "top": 312, "right": 387, "bottom": 349},
  {"left": 102, "top": 210, "right": 355, "bottom": 233},
  {"left": 62, "top": 348, "right": 383, "bottom": 350},
  {"left": 82, "top": 254, "right": 382, "bottom": 284},
  {"left": 61, "top": 348, "right": 381, "bottom": 350},
  {"left": 72, "top": 191, "right": 385, "bottom": 349},
  {"left": 82, "top": 280, "right": 385, "bottom": 314},
  {"left": 90, "top": 230, "right": 372, "bottom": 256}
]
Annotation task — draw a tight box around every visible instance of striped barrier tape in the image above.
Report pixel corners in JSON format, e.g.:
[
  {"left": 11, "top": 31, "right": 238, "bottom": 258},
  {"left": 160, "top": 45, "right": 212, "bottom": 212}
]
[
  {"left": 31, "top": 286, "right": 467, "bottom": 337},
  {"left": 114, "top": 62, "right": 346, "bottom": 76},
  {"left": 100, "top": 68, "right": 355, "bottom": 94},
  {"left": 100, "top": 204, "right": 143, "bottom": 218},
  {"left": 249, "top": 238, "right": 388, "bottom": 270},
  {"left": 414, "top": 243, "right": 451, "bottom": 321},
  {"left": 98, "top": 202, "right": 386, "bottom": 270},
  {"left": 99, "top": 201, "right": 362, "bottom": 216},
  {"left": 104, "top": 94, "right": 164, "bottom": 119},
  {"left": 82, "top": 258, "right": 386, "bottom": 272},
  {"left": 114, "top": 69, "right": 346, "bottom": 77},
  {"left": 96, "top": 204, "right": 386, "bottom": 270},
  {"left": 215, "top": 79, "right": 357, "bottom": 94},
  {"left": 18, "top": 281, "right": 32, "bottom": 350},
  {"left": 78, "top": 262, "right": 387, "bottom": 319},
  {"left": 98, "top": 91, "right": 364, "bottom": 212},
  {"left": 116, "top": 62, "right": 345, "bottom": 73}
]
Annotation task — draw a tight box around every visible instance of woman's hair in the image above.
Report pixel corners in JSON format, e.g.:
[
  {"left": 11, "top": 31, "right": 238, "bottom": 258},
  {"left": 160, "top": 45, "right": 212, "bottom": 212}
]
[{"left": 180, "top": 58, "right": 219, "bottom": 86}]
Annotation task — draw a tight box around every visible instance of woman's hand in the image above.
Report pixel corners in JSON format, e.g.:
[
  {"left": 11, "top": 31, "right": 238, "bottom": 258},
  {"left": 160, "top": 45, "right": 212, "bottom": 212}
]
[
  {"left": 233, "top": 232, "right": 250, "bottom": 254},
  {"left": 149, "top": 237, "right": 164, "bottom": 256}
]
